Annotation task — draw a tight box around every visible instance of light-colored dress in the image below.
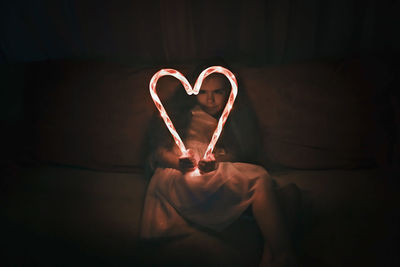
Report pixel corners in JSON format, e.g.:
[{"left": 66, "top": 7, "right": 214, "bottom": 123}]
[{"left": 140, "top": 106, "right": 270, "bottom": 238}]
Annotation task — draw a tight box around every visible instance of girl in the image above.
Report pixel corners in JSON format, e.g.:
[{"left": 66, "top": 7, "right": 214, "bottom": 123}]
[{"left": 141, "top": 61, "right": 298, "bottom": 267}]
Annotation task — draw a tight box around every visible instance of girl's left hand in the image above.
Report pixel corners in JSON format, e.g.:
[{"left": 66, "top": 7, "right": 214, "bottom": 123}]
[{"left": 198, "top": 154, "right": 217, "bottom": 174}]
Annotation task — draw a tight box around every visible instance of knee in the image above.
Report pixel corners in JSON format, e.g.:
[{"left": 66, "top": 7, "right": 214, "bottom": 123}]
[{"left": 256, "top": 174, "right": 275, "bottom": 192}]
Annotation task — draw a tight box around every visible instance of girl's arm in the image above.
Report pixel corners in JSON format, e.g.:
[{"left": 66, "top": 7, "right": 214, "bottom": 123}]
[
  {"left": 214, "top": 146, "right": 238, "bottom": 162},
  {"left": 154, "top": 147, "right": 180, "bottom": 169},
  {"left": 214, "top": 153, "right": 236, "bottom": 162}
]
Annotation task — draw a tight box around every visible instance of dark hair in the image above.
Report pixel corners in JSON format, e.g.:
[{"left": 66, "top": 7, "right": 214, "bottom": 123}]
[{"left": 144, "top": 59, "right": 263, "bottom": 176}]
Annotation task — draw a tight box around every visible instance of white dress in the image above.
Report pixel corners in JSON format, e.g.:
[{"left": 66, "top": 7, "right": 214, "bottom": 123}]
[{"left": 140, "top": 106, "right": 270, "bottom": 238}]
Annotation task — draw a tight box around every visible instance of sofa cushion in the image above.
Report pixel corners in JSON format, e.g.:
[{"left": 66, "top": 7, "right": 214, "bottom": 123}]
[
  {"left": 32, "top": 60, "right": 183, "bottom": 171},
  {"left": 239, "top": 61, "right": 378, "bottom": 169},
  {"left": 3, "top": 165, "right": 393, "bottom": 266},
  {"left": 2, "top": 165, "right": 148, "bottom": 265}
]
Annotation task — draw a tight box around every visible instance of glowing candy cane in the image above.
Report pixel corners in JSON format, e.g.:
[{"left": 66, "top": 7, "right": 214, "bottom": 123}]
[
  {"left": 194, "top": 67, "right": 238, "bottom": 159},
  {"left": 149, "top": 69, "right": 190, "bottom": 156},
  {"left": 149, "top": 66, "right": 238, "bottom": 160}
]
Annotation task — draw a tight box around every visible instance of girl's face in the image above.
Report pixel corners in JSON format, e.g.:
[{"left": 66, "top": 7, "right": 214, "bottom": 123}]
[{"left": 196, "top": 75, "right": 229, "bottom": 116}]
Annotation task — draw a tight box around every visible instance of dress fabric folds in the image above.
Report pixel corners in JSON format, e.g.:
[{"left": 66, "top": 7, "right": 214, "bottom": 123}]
[{"left": 140, "top": 106, "right": 269, "bottom": 238}]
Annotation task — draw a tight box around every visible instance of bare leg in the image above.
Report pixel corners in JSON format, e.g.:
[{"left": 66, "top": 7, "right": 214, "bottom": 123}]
[{"left": 252, "top": 175, "right": 297, "bottom": 267}]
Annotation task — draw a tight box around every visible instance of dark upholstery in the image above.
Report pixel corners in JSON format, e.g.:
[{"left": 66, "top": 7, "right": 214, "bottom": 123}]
[{"left": 2, "top": 59, "right": 397, "bottom": 266}]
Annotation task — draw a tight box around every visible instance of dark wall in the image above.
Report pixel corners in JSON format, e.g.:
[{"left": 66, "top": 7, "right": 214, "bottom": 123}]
[{"left": 1, "top": 0, "right": 399, "bottom": 65}]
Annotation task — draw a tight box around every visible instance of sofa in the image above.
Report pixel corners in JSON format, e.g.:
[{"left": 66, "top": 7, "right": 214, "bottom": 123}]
[{"left": 1, "top": 59, "right": 398, "bottom": 266}]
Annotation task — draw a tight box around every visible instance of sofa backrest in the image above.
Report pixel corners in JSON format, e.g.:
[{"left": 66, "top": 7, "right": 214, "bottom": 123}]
[{"left": 31, "top": 60, "right": 381, "bottom": 172}]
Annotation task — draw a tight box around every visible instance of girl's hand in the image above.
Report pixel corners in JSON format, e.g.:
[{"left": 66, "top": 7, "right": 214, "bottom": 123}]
[
  {"left": 198, "top": 154, "right": 217, "bottom": 174},
  {"left": 178, "top": 149, "right": 197, "bottom": 173}
]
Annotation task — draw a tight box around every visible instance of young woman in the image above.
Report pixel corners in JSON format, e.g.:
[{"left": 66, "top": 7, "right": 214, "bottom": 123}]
[{"left": 141, "top": 61, "right": 298, "bottom": 267}]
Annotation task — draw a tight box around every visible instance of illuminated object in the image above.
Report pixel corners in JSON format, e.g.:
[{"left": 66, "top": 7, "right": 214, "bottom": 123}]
[{"left": 149, "top": 66, "right": 238, "bottom": 160}]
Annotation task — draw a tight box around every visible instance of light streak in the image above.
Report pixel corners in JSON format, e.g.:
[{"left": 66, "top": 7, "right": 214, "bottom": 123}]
[{"left": 149, "top": 66, "right": 238, "bottom": 160}]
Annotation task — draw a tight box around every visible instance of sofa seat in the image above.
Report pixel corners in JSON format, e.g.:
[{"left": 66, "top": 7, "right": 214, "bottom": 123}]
[{"left": 2, "top": 164, "right": 396, "bottom": 266}]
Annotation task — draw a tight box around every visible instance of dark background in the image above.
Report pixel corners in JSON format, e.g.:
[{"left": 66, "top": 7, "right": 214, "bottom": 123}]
[
  {"left": 0, "top": 0, "right": 399, "bottom": 266},
  {"left": 1, "top": 0, "right": 399, "bottom": 173},
  {"left": 1, "top": 0, "right": 399, "bottom": 65}
]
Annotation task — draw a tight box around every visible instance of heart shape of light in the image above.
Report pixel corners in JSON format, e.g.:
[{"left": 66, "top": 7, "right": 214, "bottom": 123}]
[{"left": 149, "top": 66, "right": 238, "bottom": 160}]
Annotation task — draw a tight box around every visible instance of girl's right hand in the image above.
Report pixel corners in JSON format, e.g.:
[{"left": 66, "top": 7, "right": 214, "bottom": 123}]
[
  {"left": 178, "top": 149, "right": 197, "bottom": 173},
  {"left": 178, "top": 157, "right": 197, "bottom": 173}
]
